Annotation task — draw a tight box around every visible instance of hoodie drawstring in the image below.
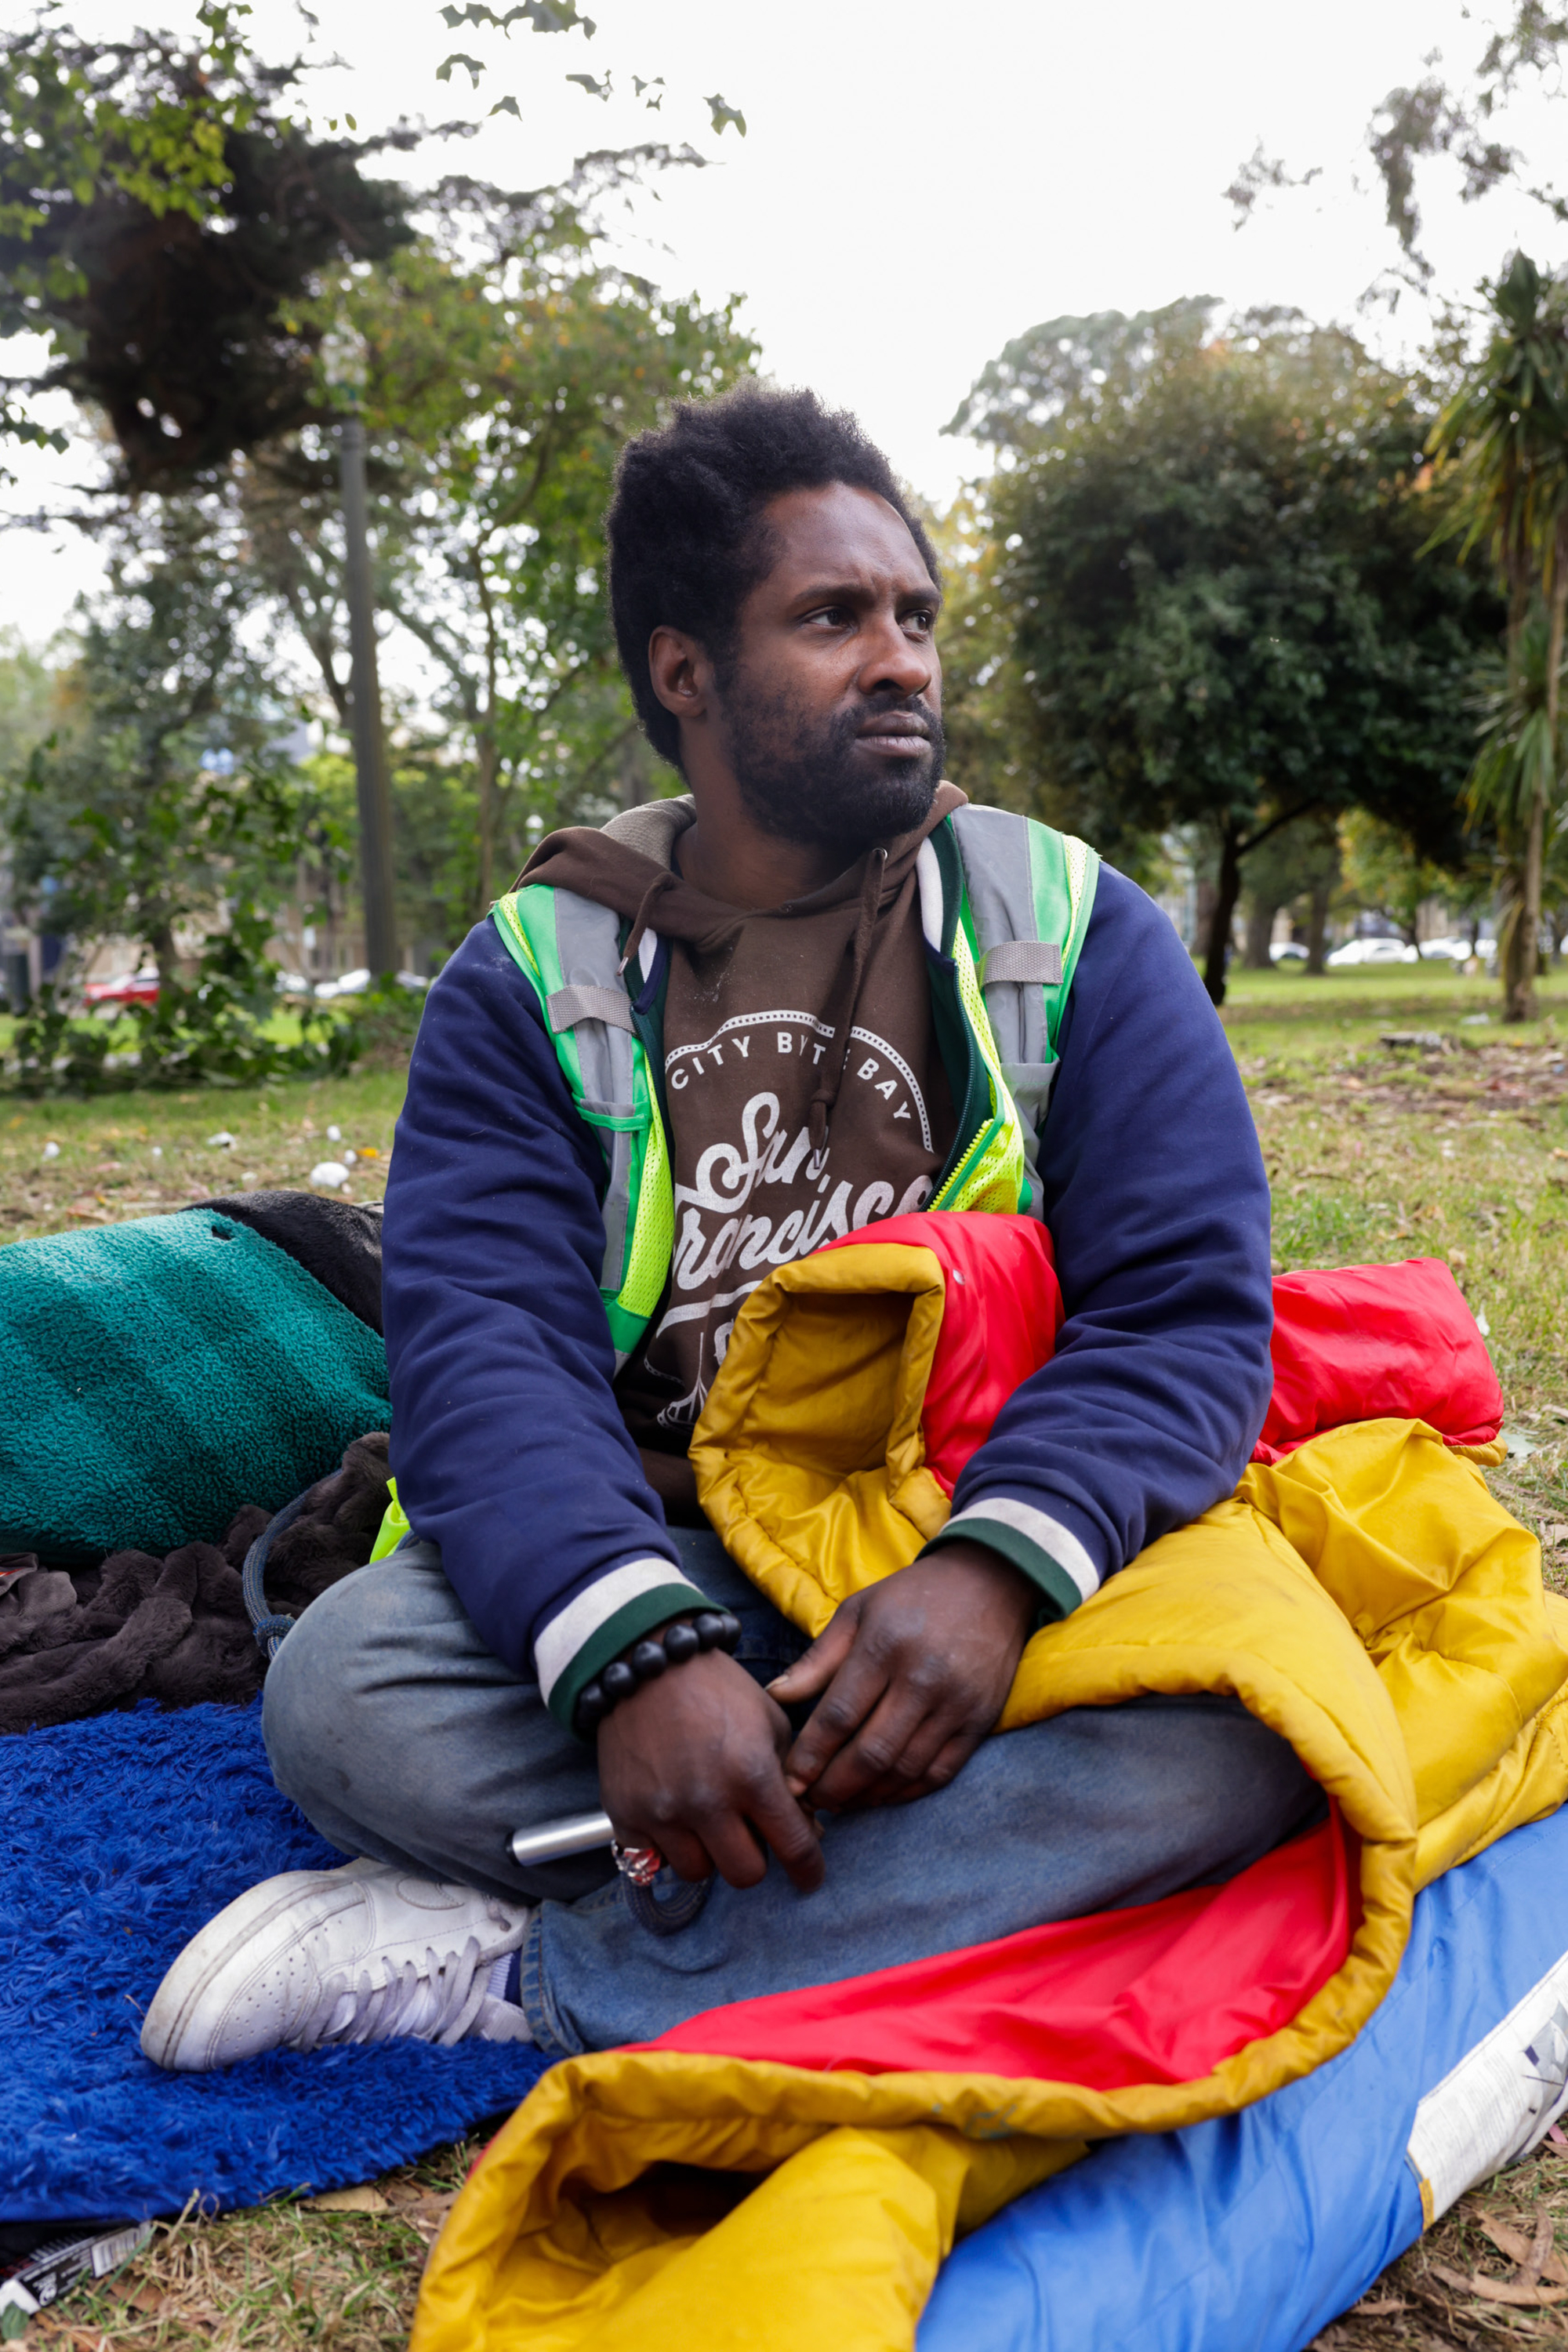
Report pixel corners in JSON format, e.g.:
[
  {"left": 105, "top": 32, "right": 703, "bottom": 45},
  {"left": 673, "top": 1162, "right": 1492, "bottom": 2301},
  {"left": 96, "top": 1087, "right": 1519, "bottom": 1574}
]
[
  {"left": 618, "top": 869, "right": 683, "bottom": 979},
  {"left": 808, "top": 847, "right": 887, "bottom": 1155}
]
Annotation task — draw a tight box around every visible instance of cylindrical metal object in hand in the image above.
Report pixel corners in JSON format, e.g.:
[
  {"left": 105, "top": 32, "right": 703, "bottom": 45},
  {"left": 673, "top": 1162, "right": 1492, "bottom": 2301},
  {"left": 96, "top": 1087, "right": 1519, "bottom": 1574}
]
[
  {"left": 508, "top": 1809, "right": 615, "bottom": 1870},
  {"left": 507, "top": 1809, "right": 713, "bottom": 1938}
]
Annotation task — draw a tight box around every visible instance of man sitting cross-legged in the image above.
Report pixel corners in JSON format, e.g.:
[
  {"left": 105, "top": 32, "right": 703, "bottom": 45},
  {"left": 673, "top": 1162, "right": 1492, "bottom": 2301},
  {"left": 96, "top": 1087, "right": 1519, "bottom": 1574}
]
[{"left": 143, "top": 385, "right": 1318, "bottom": 2071}]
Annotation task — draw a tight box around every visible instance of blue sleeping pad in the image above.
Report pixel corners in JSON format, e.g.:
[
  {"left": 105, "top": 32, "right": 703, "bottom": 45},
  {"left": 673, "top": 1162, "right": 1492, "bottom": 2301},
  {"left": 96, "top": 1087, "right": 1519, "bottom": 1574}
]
[{"left": 920, "top": 1802, "right": 1568, "bottom": 2352}]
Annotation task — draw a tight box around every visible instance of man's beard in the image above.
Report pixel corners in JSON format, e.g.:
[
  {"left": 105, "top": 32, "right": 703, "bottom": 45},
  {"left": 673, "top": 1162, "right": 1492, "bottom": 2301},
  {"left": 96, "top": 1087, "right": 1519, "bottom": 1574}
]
[{"left": 714, "top": 673, "right": 946, "bottom": 856}]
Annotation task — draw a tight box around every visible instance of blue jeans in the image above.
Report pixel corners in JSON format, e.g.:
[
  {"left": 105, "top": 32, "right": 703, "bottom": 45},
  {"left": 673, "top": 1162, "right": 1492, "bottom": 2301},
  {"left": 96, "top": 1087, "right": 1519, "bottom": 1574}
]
[{"left": 263, "top": 1530, "right": 1322, "bottom": 2057}]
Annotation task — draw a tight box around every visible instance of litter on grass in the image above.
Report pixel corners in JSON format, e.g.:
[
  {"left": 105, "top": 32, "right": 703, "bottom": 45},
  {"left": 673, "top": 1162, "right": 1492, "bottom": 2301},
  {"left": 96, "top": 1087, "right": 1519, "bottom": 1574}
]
[
  {"left": 304, "top": 2186, "right": 388, "bottom": 2215},
  {"left": 0, "top": 2221, "right": 151, "bottom": 2325}
]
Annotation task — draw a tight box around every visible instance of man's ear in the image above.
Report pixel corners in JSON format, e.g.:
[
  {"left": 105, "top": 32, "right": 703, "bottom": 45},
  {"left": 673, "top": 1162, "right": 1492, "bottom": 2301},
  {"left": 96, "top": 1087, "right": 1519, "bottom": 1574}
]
[{"left": 648, "top": 626, "right": 712, "bottom": 727}]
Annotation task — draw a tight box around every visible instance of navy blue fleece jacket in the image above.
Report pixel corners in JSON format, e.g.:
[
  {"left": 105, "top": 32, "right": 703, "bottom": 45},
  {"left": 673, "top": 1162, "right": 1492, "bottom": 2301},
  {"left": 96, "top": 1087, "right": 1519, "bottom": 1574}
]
[{"left": 381, "top": 861, "right": 1274, "bottom": 1725}]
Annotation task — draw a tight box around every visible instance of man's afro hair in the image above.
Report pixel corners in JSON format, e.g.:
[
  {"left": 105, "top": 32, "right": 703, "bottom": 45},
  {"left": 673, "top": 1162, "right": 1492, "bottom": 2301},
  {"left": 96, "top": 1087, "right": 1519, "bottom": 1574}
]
[{"left": 605, "top": 382, "right": 938, "bottom": 770}]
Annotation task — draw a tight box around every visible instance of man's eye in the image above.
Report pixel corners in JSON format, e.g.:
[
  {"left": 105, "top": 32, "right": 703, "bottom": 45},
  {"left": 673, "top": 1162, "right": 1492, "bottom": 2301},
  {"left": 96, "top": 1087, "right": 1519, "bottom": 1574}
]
[{"left": 904, "top": 608, "right": 936, "bottom": 633}]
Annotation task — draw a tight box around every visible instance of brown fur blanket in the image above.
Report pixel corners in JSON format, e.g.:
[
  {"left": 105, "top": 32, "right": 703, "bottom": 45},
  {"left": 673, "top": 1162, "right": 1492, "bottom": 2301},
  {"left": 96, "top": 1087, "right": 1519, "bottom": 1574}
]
[{"left": 0, "top": 1434, "right": 390, "bottom": 1736}]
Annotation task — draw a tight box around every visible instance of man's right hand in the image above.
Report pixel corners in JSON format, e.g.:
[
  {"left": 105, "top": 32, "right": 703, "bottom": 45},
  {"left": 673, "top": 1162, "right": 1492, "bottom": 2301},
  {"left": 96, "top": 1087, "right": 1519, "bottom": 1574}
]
[{"left": 595, "top": 1648, "right": 825, "bottom": 1893}]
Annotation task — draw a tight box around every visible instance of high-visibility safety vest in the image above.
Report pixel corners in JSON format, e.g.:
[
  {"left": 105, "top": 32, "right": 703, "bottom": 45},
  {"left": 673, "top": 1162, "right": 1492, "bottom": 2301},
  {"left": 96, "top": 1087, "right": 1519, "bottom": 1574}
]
[{"left": 492, "top": 804, "right": 1100, "bottom": 1370}]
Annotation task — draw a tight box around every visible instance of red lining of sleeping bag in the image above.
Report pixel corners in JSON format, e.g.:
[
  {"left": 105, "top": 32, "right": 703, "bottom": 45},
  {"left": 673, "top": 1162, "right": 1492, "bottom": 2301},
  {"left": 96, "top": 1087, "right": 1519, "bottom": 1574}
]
[
  {"left": 1255, "top": 1256, "right": 1502, "bottom": 1462},
  {"left": 676, "top": 1236, "right": 1461, "bottom": 2089},
  {"left": 819, "top": 1211, "right": 1064, "bottom": 1497},
  {"left": 818, "top": 1221, "right": 1501, "bottom": 1478},
  {"left": 639, "top": 1809, "right": 1355, "bottom": 2087}
]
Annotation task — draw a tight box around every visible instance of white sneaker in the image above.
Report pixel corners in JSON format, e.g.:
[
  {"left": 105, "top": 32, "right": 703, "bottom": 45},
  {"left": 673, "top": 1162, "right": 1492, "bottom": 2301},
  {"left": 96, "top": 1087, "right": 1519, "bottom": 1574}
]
[{"left": 140, "top": 1857, "right": 535, "bottom": 2072}]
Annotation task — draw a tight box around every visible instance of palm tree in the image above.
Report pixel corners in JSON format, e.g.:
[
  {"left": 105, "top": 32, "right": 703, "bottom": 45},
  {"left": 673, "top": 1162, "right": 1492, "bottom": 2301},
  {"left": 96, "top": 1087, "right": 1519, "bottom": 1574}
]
[
  {"left": 1428, "top": 253, "right": 1568, "bottom": 1021},
  {"left": 1466, "top": 605, "right": 1563, "bottom": 1001}
]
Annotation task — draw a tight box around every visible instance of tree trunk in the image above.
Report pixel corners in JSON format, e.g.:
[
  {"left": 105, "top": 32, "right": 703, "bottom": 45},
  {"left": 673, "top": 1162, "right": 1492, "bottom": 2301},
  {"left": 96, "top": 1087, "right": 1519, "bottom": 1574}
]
[
  {"left": 619, "top": 731, "right": 651, "bottom": 810},
  {"left": 1305, "top": 879, "right": 1331, "bottom": 974},
  {"left": 1243, "top": 895, "right": 1278, "bottom": 971},
  {"left": 148, "top": 920, "right": 179, "bottom": 997},
  {"left": 1203, "top": 822, "right": 1243, "bottom": 1005},
  {"left": 1509, "top": 565, "right": 1566, "bottom": 1020},
  {"left": 1192, "top": 874, "right": 1217, "bottom": 960},
  {"left": 1498, "top": 873, "right": 1527, "bottom": 1014},
  {"left": 476, "top": 730, "right": 499, "bottom": 916}
]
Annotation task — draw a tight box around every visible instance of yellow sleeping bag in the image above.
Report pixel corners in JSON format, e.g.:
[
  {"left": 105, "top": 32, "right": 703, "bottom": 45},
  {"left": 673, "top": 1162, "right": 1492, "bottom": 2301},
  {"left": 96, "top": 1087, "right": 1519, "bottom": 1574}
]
[{"left": 412, "top": 1240, "right": 1568, "bottom": 2352}]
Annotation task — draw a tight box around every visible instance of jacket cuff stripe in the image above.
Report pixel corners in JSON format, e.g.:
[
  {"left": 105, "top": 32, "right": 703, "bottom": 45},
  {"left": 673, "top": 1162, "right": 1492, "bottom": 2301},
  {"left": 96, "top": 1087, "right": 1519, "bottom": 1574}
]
[
  {"left": 535, "top": 1559, "right": 702, "bottom": 1708},
  {"left": 544, "top": 1584, "right": 711, "bottom": 1733},
  {"left": 923, "top": 1499, "right": 1102, "bottom": 1621}
]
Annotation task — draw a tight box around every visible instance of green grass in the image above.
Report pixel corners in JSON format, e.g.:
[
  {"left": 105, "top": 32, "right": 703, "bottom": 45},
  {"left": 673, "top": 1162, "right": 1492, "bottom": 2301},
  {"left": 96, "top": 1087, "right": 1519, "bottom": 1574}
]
[
  {"left": 0, "top": 1067, "right": 404, "bottom": 1241},
  {"left": 27, "top": 2141, "right": 481, "bottom": 2352},
  {"left": 10, "top": 967, "right": 1568, "bottom": 2351}
]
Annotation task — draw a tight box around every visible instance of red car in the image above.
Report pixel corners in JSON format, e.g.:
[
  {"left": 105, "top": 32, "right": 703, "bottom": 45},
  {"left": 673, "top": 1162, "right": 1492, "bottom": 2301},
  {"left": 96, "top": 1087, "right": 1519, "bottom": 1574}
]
[{"left": 83, "top": 972, "right": 159, "bottom": 1008}]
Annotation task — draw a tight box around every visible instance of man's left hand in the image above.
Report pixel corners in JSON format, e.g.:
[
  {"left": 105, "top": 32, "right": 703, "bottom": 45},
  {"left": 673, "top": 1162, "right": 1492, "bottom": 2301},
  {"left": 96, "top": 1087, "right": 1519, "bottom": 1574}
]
[{"left": 766, "top": 1543, "right": 1037, "bottom": 1812}]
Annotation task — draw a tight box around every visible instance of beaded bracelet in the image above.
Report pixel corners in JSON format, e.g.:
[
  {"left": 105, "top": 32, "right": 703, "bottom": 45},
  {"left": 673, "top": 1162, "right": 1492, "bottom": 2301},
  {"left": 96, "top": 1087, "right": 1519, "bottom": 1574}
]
[{"left": 573, "top": 1608, "right": 742, "bottom": 1736}]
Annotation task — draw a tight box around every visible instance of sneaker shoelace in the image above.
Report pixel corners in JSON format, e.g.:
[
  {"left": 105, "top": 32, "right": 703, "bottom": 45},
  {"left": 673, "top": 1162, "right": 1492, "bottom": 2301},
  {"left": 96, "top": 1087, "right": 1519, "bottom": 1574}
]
[{"left": 292, "top": 1932, "right": 496, "bottom": 2053}]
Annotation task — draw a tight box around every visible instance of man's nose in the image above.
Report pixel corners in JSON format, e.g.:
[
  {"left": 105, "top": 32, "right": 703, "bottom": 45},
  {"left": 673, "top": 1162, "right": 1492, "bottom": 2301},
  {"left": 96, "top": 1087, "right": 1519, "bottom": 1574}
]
[{"left": 857, "top": 614, "right": 932, "bottom": 701}]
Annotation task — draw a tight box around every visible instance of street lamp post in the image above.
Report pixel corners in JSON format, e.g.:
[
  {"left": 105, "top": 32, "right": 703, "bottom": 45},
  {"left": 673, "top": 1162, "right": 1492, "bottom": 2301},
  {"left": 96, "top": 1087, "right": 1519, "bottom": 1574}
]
[{"left": 339, "top": 411, "right": 398, "bottom": 978}]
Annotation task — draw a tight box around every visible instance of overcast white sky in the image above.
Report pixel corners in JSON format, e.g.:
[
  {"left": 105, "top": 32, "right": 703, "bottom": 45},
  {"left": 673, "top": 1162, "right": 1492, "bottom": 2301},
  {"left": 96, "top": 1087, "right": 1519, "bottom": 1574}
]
[{"left": 5, "top": 0, "right": 1568, "bottom": 653}]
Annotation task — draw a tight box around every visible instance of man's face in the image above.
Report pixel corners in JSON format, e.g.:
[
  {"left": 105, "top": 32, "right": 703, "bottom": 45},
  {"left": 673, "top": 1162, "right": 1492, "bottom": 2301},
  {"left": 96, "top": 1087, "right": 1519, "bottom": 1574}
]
[{"left": 711, "top": 482, "right": 945, "bottom": 856}]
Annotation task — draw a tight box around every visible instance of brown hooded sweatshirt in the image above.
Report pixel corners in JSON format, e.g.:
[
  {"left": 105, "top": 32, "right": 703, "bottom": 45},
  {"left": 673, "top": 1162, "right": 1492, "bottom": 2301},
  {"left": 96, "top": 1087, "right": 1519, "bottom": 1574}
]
[{"left": 518, "top": 786, "right": 964, "bottom": 1477}]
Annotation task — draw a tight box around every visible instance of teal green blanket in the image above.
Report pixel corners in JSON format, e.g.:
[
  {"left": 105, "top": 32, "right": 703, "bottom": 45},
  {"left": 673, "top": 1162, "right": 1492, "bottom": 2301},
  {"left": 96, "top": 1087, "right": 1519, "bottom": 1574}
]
[{"left": 0, "top": 1210, "right": 390, "bottom": 1563}]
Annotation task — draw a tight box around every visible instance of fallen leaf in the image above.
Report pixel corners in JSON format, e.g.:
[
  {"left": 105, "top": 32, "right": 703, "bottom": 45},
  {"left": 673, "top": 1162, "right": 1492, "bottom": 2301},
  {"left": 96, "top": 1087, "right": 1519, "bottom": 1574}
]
[
  {"left": 305, "top": 2183, "right": 389, "bottom": 2214},
  {"left": 1523, "top": 2207, "right": 1559, "bottom": 2290},
  {"left": 1428, "top": 2258, "right": 1568, "bottom": 2307},
  {"left": 1477, "top": 2214, "right": 1568, "bottom": 2285},
  {"left": 1352, "top": 2295, "right": 1407, "bottom": 2314},
  {"left": 392, "top": 2190, "right": 458, "bottom": 2241}
]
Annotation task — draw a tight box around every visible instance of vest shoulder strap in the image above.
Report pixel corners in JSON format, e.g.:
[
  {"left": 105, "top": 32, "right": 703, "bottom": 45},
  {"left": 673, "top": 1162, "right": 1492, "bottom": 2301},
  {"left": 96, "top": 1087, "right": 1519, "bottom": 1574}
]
[
  {"left": 492, "top": 887, "right": 641, "bottom": 1127},
  {"left": 947, "top": 805, "right": 1099, "bottom": 1072},
  {"left": 492, "top": 887, "right": 671, "bottom": 1360}
]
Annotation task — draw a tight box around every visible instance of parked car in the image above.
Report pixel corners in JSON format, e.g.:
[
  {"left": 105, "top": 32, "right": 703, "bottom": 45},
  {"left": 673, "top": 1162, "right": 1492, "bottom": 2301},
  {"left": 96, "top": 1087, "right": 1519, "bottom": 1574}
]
[
  {"left": 1269, "top": 941, "right": 1309, "bottom": 963},
  {"left": 1324, "top": 938, "right": 1420, "bottom": 969},
  {"left": 314, "top": 967, "right": 430, "bottom": 1000},
  {"left": 83, "top": 970, "right": 159, "bottom": 1007},
  {"left": 1416, "top": 936, "right": 1488, "bottom": 965}
]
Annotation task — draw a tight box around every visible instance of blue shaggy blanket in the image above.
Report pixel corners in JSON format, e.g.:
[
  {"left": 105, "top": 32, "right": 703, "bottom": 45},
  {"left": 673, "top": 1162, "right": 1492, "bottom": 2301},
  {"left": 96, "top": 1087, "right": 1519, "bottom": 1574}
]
[{"left": 2, "top": 1700, "right": 550, "bottom": 2220}]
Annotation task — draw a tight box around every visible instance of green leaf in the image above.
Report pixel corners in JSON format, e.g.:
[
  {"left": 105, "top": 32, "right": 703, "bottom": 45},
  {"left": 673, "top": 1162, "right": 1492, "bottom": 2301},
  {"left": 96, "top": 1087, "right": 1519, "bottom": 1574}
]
[
  {"left": 489, "top": 93, "right": 521, "bottom": 117},
  {"left": 437, "top": 50, "right": 487, "bottom": 82},
  {"left": 705, "top": 93, "right": 746, "bottom": 136},
  {"left": 566, "top": 70, "right": 610, "bottom": 100}
]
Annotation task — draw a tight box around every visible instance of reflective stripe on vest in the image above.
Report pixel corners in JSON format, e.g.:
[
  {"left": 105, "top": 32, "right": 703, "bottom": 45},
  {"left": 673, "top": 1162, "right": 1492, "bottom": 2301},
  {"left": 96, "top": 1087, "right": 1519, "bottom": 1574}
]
[
  {"left": 492, "top": 808, "right": 1098, "bottom": 1367},
  {"left": 945, "top": 804, "right": 1098, "bottom": 1218},
  {"left": 492, "top": 887, "right": 673, "bottom": 1365}
]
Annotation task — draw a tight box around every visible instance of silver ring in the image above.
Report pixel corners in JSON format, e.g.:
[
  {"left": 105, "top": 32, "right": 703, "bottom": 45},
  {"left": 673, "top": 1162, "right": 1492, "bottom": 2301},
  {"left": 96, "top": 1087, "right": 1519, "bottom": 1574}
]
[{"left": 611, "top": 1839, "right": 663, "bottom": 1887}]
